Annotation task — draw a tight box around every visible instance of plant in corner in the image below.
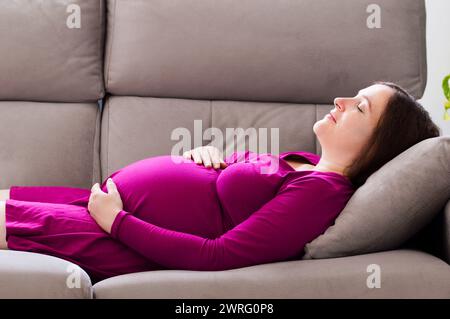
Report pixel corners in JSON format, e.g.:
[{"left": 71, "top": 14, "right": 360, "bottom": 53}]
[{"left": 443, "top": 74, "right": 450, "bottom": 121}]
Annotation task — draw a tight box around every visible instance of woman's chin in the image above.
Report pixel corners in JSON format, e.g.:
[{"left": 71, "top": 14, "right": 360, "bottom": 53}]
[{"left": 313, "top": 119, "right": 332, "bottom": 134}]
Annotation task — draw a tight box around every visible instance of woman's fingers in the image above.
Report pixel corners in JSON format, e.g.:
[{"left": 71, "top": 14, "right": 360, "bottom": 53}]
[
  {"left": 191, "top": 149, "right": 203, "bottom": 164},
  {"left": 91, "top": 183, "right": 100, "bottom": 193},
  {"left": 183, "top": 149, "right": 203, "bottom": 165},
  {"left": 208, "top": 147, "right": 224, "bottom": 169},
  {"left": 200, "top": 147, "right": 212, "bottom": 168},
  {"left": 219, "top": 158, "right": 228, "bottom": 168},
  {"left": 208, "top": 147, "right": 228, "bottom": 169},
  {"left": 106, "top": 178, "right": 118, "bottom": 194},
  {"left": 206, "top": 147, "right": 218, "bottom": 168},
  {"left": 184, "top": 146, "right": 228, "bottom": 169},
  {"left": 182, "top": 150, "right": 191, "bottom": 159}
]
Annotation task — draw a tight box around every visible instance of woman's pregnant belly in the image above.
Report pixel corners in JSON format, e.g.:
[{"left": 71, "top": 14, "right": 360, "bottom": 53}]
[{"left": 106, "top": 155, "right": 226, "bottom": 239}]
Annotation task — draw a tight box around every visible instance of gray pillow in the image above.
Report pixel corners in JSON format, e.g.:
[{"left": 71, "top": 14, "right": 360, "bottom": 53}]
[{"left": 302, "top": 136, "right": 450, "bottom": 259}]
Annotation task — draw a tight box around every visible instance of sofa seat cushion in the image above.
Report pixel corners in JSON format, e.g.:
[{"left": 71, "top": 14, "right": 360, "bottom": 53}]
[
  {"left": 92, "top": 249, "right": 450, "bottom": 299},
  {"left": 0, "top": 250, "right": 92, "bottom": 299}
]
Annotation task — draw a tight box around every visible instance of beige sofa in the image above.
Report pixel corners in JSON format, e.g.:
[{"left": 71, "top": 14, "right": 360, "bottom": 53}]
[{"left": 0, "top": 0, "right": 449, "bottom": 298}]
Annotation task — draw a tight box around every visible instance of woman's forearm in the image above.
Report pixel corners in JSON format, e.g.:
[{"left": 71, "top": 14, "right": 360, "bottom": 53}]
[{"left": 110, "top": 210, "right": 228, "bottom": 270}]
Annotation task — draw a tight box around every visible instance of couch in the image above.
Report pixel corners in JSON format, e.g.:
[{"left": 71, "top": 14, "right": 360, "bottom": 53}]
[{"left": 0, "top": 0, "right": 449, "bottom": 298}]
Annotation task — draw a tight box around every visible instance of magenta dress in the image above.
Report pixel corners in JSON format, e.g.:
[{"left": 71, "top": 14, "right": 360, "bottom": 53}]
[{"left": 5, "top": 151, "right": 355, "bottom": 282}]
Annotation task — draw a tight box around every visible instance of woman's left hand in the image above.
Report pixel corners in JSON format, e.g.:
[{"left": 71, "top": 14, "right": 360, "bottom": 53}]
[{"left": 88, "top": 178, "right": 123, "bottom": 234}]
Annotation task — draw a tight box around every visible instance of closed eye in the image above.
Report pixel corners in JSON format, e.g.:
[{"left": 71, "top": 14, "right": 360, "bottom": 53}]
[{"left": 356, "top": 102, "right": 363, "bottom": 113}]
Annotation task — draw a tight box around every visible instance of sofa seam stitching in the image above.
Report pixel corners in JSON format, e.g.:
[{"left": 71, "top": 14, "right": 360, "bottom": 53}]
[
  {"left": 105, "top": 0, "right": 118, "bottom": 90},
  {"left": 315, "top": 104, "right": 318, "bottom": 154},
  {"left": 92, "top": 102, "right": 99, "bottom": 185},
  {"left": 97, "top": 0, "right": 105, "bottom": 99},
  {"left": 210, "top": 100, "right": 212, "bottom": 146},
  {"left": 107, "top": 98, "right": 110, "bottom": 177}
]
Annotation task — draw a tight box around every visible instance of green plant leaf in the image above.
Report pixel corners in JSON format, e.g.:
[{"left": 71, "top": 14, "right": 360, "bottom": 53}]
[
  {"left": 443, "top": 74, "right": 450, "bottom": 100},
  {"left": 444, "top": 110, "right": 450, "bottom": 121}
]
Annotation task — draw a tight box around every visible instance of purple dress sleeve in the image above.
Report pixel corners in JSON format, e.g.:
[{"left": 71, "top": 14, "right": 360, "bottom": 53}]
[
  {"left": 9, "top": 186, "right": 90, "bottom": 205},
  {"left": 110, "top": 175, "right": 343, "bottom": 271}
]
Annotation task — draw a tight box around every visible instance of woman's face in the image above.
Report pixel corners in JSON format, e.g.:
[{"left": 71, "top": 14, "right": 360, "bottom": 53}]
[{"left": 313, "top": 84, "right": 395, "bottom": 167}]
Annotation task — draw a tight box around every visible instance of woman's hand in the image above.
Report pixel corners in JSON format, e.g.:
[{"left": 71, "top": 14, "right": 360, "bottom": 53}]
[
  {"left": 183, "top": 145, "right": 228, "bottom": 169},
  {"left": 88, "top": 178, "right": 123, "bottom": 234}
]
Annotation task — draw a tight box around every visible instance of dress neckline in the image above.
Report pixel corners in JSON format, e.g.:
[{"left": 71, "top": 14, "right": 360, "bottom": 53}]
[{"left": 277, "top": 150, "right": 353, "bottom": 185}]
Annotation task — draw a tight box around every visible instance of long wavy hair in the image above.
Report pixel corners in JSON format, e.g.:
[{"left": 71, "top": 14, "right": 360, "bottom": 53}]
[{"left": 344, "top": 81, "right": 441, "bottom": 188}]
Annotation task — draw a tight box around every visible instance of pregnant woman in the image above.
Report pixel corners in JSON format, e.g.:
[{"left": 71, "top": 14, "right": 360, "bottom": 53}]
[{"left": 0, "top": 82, "right": 440, "bottom": 283}]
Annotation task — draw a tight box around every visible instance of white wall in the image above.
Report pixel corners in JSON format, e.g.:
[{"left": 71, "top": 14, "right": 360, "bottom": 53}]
[{"left": 419, "top": 0, "right": 450, "bottom": 136}]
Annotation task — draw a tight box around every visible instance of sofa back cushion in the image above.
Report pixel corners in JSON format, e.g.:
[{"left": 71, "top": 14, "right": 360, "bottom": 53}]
[
  {"left": 302, "top": 137, "right": 450, "bottom": 259},
  {"left": 100, "top": 96, "right": 324, "bottom": 178},
  {"left": 104, "top": 0, "right": 426, "bottom": 103},
  {"left": 0, "top": 101, "right": 101, "bottom": 188},
  {"left": 0, "top": 0, "right": 105, "bottom": 102}
]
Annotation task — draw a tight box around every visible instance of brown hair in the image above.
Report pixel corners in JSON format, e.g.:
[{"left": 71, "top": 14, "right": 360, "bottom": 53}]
[{"left": 344, "top": 81, "right": 441, "bottom": 188}]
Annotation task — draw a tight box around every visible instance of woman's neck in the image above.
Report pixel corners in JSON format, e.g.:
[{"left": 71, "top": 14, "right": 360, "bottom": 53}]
[{"left": 312, "top": 157, "right": 348, "bottom": 176}]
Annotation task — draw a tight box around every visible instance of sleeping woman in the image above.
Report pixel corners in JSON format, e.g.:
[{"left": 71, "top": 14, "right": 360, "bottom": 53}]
[{"left": 0, "top": 82, "right": 440, "bottom": 283}]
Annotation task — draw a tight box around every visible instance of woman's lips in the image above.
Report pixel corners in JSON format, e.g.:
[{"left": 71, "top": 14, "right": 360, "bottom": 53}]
[{"left": 326, "top": 113, "right": 336, "bottom": 123}]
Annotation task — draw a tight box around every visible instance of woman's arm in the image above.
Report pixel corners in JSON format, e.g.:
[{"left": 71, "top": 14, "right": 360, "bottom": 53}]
[{"left": 110, "top": 176, "right": 342, "bottom": 271}]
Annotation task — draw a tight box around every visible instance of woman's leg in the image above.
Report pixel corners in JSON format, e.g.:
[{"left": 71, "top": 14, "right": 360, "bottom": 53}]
[
  {"left": 4, "top": 199, "right": 163, "bottom": 281},
  {"left": 3, "top": 186, "right": 89, "bottom": 205},
  {"left": 0, "top": 200, "right": 7, "bottom": 250},
  {"left": 0, "top": 189, "right": 11, "bottom": 249},
  {"left": 0, "top": 189, "right": 10, "bottom": 201}
]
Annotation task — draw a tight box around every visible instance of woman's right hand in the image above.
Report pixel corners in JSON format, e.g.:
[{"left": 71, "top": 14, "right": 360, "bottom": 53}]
[{"left": 183, "top": 146, "right": 228, "bottom": 169}]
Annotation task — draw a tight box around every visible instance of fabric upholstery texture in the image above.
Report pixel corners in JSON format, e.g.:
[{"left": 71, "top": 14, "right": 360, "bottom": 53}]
[
  {"left": 104, "top": 0, "right": 426, "bottom": 103},
  {"left": 100, "top": 96, "right": 328, "bottom": 179},
  {"left": 0, "top": 250, "right": 92, "bottom": 299},
  {"left": 444, "top": 201, "right": 450, "bottom": 263},
  {"left": 92, "top": 249, "right": 450, "bottom": 299},
  {"left": 0, "top": 101, "right": 101, "bottom": 188},
  {"left": 0, "top": 0, "right": 105, "bottom": 102}
]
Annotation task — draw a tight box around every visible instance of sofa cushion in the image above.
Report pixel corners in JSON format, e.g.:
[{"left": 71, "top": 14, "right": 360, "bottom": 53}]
[
  {"left": 105, "top": 0, "right": 426, "bottom": 103},
  {"left": 0, "top": 101, "right": 101, "bottom": 188},
  {"left": 0, "top": 250, "right": 92, "bottom": 298},
  {"left": 92, "top": 249, "right": 450, "bottom": 298},
  {"left": 443, "top": 200, "right": 450, "bottom": 263},
  {"left": 303, "top": 136, "right": 450, "bottom": 259},
  {"left": 100, "top": 96, "right": 321, "bottom": 179},
  {"left": 0, "top": 0, "right": 105, "bottom": 102}
]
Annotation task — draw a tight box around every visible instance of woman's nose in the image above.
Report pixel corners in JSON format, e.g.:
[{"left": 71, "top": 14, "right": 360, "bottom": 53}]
[{"left": 334, "top": 98, "right": 344, "bottom": 111}]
